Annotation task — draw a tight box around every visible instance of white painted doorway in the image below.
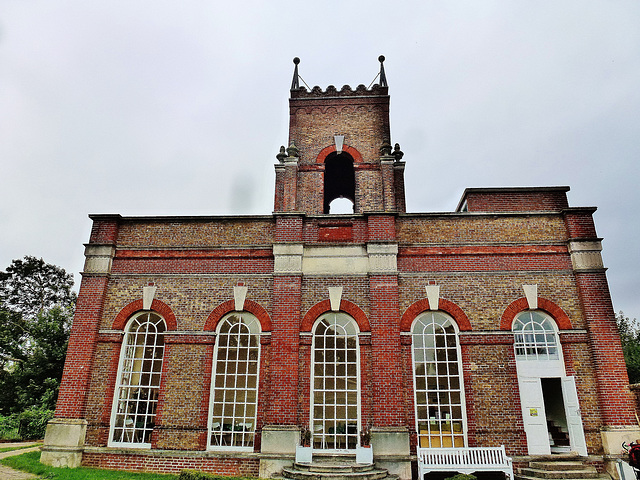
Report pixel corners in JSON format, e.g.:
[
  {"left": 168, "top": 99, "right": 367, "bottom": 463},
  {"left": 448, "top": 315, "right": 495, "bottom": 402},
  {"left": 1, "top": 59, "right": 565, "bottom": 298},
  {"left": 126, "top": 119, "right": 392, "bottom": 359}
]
[{"left": 513, "top": 310, "right": 587, "bottom": 456}]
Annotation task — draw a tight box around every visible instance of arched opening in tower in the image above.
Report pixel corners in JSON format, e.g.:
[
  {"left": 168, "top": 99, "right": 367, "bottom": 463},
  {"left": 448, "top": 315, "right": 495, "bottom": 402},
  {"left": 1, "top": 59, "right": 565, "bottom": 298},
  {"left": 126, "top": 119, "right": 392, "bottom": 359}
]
[{"left": 323, "top": 151, "right": 355, "bottom": 214}]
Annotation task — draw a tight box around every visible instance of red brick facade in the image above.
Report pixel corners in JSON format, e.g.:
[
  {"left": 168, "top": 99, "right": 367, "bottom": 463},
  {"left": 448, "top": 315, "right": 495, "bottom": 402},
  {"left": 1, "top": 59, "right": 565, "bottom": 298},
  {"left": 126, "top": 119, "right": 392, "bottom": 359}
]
[{"left": 49, "top": 66, "right": 635, "bottom": 476}]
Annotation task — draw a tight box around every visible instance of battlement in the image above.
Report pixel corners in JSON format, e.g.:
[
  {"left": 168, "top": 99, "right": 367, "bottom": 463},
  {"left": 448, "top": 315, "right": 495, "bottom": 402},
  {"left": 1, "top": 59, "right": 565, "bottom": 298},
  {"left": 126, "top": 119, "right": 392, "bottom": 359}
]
[{"left": 290, "top": 83, "right": 388, "bottom": 98}]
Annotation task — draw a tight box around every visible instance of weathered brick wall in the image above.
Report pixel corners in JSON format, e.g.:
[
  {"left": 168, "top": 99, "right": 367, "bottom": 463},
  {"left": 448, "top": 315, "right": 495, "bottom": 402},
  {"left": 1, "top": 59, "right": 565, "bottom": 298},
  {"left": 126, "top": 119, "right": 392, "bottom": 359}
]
[
  {"left": 302, "top": 217, "right": 369, "bottom": 243},
  {"left": 463, "top": 188, "right": 570, "bottom": 213},
  {"left": 460, "top": 339, "right": 526, "bottom": 454},
  {"left": 397, "top": 214, "right": 569, "bottom": 244},
  {"left": 82, "top": 451, "right": 260, "bottom": 476},
  {"left": 289, "top": 86, "right": 390, "bottom": 167},
  {"left": 397, "top": 274, "right": 585, "bottom": 331},
  {"left": 99, "top": 276, "right": 273, "bottom": 331},
  {"left": 154, "top": 342, "right": 212, "bottom": 450},
  {"left": 115, "top": 217, "right": 275, "bottom": 247}
]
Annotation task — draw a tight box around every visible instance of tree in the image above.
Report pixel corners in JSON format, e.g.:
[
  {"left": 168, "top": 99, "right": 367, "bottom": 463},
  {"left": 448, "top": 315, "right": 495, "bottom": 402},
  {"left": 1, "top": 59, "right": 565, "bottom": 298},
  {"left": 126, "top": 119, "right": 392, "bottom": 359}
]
[
  {"left": 0, "top": 256, "right": 76, "bottom": 414},
  {"left": 616, "top": 311, "right": 640, "bottom": 384},
  {"left": 0, "top": 256, "right": 75, "bottom": 319}
]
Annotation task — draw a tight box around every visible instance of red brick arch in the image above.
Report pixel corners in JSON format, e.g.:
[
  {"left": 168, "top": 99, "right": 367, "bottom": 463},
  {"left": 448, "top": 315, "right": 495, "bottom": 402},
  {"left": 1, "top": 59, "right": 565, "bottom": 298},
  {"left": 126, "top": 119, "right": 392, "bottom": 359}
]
[
  {"left": 205, "top": 299, "right": 272, "bottom": 332},
  {"left": 400, "top": 298, "right": 472, "bottom": 332},
  {"left": 112, "top": 299, "right": 178, "bottom": 331},
  {"left": 316, "top": 145, "right": 364, "bottom": 164},
  {"left": 301, "top": 299, "right": 370, "bottom": 333},
  {"left": 500, "top": 297, "right": 573, "bottom": 330}
]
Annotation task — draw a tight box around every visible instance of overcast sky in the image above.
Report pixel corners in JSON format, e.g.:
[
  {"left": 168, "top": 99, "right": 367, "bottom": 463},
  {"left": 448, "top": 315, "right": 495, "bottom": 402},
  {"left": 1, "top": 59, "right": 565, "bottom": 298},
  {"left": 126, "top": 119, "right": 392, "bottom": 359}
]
[{"left": 1, "top": 1, "right": 639, "bottom": 321}]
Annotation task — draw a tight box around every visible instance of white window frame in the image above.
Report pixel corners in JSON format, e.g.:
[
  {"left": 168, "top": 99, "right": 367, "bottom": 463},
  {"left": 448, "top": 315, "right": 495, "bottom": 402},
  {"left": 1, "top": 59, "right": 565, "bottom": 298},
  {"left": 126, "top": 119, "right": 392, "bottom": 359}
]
[
  {"left": 513, "top": 310, "right": 560, "bottom": 361},
  {"left": 109, "top": 311, "right": 166, "bottom": 448},
  {"left": 310, "top": 312, "right": 361, "bottom": 452},
  {"left": 411, "top": 311, "right": 467, "bottom": 449},
  {"left": 207, "top": 312, "right": 261, "bottom": 451}
]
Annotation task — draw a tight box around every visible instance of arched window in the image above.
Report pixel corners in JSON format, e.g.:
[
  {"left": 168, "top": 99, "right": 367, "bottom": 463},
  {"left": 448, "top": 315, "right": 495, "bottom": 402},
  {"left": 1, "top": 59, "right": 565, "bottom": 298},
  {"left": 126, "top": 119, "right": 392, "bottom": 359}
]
[
  {"left": 110, "top": 311, "right": 166, "bottom": 447},
  {"left": 323, "top": 151, "right": 355, "bottom": 214},
  {"left": 513, "top": 310, "right": 559, "bottom": 360},
  {"left": 412, "top": 311, "right": 466, "bottom": 448},
  {"left": 209, "top": 312, "right": 261, "bottom": 450},
  {"left": 311, "top": 312, "right": 360, "bottom": 450}
]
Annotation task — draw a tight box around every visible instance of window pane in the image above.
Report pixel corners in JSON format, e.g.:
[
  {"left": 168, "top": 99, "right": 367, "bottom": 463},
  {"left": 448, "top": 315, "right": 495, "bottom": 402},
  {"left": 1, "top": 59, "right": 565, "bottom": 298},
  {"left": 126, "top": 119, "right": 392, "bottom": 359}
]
[
  {"left": 110, "top": 312, "right": 165, "bottom": 447},
  {"left": 412, "top": 312, "right": 466, "bottom": 448},
  {"left": 209, "top": 313, "right": 261, "bottom": 449},
  {"left": 311, "top": 313, "right": 360, "bottom": 451},
  {"left": 512, "top": 311, "right": 559, "bottom": 360}
]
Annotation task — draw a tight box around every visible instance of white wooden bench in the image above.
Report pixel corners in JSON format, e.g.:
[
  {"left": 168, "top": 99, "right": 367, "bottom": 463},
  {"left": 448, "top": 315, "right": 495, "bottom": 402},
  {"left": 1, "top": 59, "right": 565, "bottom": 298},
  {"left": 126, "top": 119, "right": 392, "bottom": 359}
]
[{"left": 417, "top": 446, "right": 514, "bottom": 480}]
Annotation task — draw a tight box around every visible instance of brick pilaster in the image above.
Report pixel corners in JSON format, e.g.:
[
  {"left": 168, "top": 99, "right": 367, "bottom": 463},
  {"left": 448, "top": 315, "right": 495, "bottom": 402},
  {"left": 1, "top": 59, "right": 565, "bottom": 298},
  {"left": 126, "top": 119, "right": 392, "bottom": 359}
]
[
  {"left": 393, "top": 160, "right": 406, "bottom": 213},
  {"left": 369, "top": 274, "right": 404, "bottom": 427},
  {"left": 55, "top": 215, "right": 119, "bottom": 419},
  {"left": 267, "top": 275, "right": 302, "bottom": 424},
  {"left": 380, "top": 157, "right": 396, "bottom": 212},
  {"left": 565, "top": 208, "right": 637, "bottom": 427},
  {"left": 575, "top": 271, "right": 636, "bottom": 426},
  {"left": 283, "top": 157, "right": 299, "bottom": 212}
]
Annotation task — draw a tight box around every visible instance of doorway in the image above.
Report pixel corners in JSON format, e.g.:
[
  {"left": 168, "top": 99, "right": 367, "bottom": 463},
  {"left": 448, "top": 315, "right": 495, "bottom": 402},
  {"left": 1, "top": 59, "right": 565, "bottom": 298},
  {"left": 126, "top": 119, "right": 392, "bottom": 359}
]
[
  {"left": 542, "top": 378, "right": 570, "bottom": 453},
  {"left": 518, "top": 376, "right": 587, "bottom": 456}
]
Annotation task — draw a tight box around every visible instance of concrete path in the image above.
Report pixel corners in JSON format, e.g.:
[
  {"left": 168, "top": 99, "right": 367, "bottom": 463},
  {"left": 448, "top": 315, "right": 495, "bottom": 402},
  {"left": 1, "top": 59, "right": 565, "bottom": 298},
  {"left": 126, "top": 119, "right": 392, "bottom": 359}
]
[{"left": 0, "top": 442, "right": 42, "bottom": 480}]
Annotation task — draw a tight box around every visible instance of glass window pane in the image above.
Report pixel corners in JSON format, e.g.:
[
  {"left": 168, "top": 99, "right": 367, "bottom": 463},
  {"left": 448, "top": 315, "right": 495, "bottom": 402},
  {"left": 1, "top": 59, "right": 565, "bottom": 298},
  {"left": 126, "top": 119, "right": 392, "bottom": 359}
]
[
  {"left": 110, "top": 312, "right": 165, "bottom": 447},
  {"left": 208, "top": 313, "right": 261, "bottom": 449},
  {"left": 311, "top": 313, "right": 360, "bottom": 451},
  {"left": 412, "top": 311, "right": 466, "bottom": 449},
  {"left": 512, "top": 311, "right": 559, "bottom": 361}
]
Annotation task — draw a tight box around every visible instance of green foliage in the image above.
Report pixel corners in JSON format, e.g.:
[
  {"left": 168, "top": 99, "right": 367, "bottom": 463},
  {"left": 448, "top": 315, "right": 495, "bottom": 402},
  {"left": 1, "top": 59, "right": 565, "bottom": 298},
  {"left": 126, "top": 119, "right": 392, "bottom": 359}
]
[
  {"left": 18, "top": 406, "right": 54, "bottom": 440},
  {"left": 617, "top": 311, "right": 640, "bottom": 384},
  {"left": 444, "top": 474, "right": 477, "bottom": 480},
  {"left": 178, "top": 471, "right": 256, "bottom": 480},
  {"left": 0, "top": 256, "right": 76, "bottom": 416},
  {"left": 0, "top": 413, "right": 20, "bottom": 440},
  {"left": 2, "top": 451, "right": 179, "bottom": 479},
  {"left": 0, "top": 255, "right": 76, "bottom": 319}
]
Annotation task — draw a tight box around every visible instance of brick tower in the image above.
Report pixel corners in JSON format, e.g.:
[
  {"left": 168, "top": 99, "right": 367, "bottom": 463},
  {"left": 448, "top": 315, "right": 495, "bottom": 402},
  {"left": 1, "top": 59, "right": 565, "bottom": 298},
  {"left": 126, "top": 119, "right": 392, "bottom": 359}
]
[{"left": 274, "top": 56, "right": 406, "bottom": 215}]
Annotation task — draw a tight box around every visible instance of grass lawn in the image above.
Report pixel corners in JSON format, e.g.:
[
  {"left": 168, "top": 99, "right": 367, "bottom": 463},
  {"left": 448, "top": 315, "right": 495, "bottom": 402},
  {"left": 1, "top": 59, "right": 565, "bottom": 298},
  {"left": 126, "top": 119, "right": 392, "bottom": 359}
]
[
  {"left": 1, "top": 451, "right": 179, "bottom": 480},
  {"left": 0, "top": 443, "right": 42, "bottom": 453}
]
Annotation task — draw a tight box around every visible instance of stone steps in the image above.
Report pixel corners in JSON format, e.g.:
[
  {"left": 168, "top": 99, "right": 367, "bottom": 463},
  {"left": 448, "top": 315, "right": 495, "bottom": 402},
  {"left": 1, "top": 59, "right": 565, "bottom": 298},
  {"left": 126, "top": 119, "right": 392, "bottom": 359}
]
[
  {"left": 281, "top": 455, "right": 397, "bottom": 480},
  {"left": 515, "top": 459, "right": 607, "bottom": 480}
]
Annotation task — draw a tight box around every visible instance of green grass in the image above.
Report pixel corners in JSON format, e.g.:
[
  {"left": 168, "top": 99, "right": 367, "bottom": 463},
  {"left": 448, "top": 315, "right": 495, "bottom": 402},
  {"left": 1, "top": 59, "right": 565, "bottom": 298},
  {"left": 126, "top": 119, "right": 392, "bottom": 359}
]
[
  {"left": 1, "top": 451, "right": 179, "bottom": 479},
  {"left": 0, "top": 443, "right": 42, "bottom": 453}
]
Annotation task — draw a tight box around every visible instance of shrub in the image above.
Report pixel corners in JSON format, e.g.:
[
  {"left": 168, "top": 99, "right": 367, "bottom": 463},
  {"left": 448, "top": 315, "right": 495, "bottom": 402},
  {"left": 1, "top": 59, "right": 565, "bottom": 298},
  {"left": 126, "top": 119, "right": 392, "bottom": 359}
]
[
  {"left": 0, "top": 414, "right": 20, "bottom": 441},
  {"left": 445, "top": 475, "right": 477, "bottom": 480},
  {"left": 17, "top": 407, "right": 54, "bottom": 440}
]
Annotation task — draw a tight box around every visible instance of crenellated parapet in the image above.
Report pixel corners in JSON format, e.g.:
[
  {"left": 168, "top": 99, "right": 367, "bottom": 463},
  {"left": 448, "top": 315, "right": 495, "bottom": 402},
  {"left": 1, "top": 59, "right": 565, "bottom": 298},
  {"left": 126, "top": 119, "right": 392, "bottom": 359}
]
[{"left": 291, "top": 83, "right": 388, "bottom": 98}]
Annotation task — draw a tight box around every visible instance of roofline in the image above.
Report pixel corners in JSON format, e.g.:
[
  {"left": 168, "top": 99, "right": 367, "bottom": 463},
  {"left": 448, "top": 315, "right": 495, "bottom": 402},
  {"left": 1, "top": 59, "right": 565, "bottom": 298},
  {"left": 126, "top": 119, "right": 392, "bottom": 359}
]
[{"left": 455, "top": 186, "right": 571, "bottom": 212}]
